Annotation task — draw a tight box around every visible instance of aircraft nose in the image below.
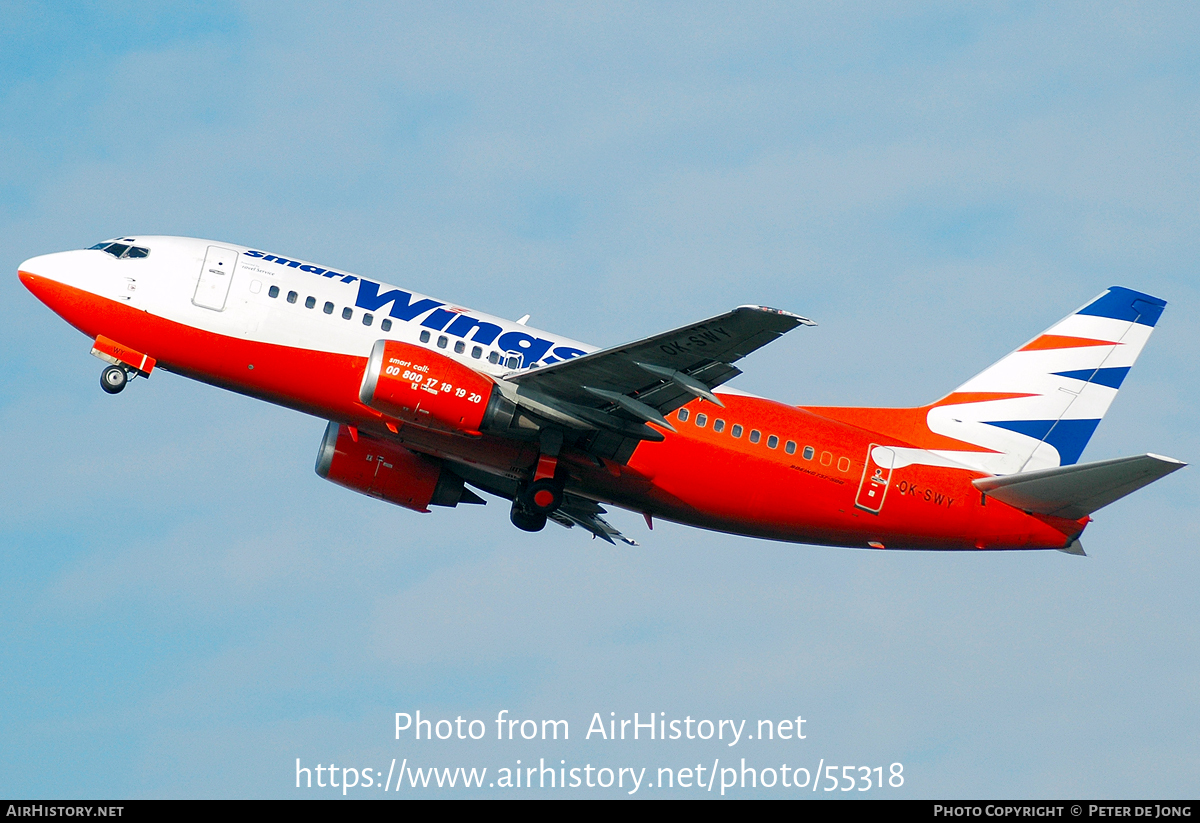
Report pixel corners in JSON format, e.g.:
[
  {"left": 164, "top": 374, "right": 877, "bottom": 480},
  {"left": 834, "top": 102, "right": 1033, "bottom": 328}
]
[
  {"left": 19, "top": 249, "right": 100, "bottom": 290},
  {"left": 18, "top": 256, "right": 49, "bottom": 292},
  {"left": 18, "top": 261, "right": 56, "bottom": 310},
  {"left": 17, "top": 252, "right": 86, "bottom": 311}
]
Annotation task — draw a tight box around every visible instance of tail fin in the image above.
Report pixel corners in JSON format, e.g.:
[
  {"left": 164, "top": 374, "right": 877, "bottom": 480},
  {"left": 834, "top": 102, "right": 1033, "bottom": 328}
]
[
  {"left": 803, "top": 287, "right": 1167, "bottom": 475},
  {"left": 928, "top": 286, "right": 1165, "bottom": 473}
]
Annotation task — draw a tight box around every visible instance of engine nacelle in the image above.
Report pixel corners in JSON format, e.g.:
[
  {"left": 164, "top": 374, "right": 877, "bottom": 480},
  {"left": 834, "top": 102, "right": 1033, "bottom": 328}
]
[
  {"left": 360, "top": 340, "right": 504, "bottom": 435},
  {"left": 314, "top": 422, "right": 470, "bottom": 512}
]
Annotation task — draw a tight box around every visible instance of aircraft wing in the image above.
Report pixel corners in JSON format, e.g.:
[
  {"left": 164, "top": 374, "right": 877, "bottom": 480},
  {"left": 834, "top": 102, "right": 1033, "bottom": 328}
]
[
  {"left": 547, "top": 493, "right": 639, "bottom": 546},
  {"left": 506, "top": 306, "right": 813, "bottom": 442}
]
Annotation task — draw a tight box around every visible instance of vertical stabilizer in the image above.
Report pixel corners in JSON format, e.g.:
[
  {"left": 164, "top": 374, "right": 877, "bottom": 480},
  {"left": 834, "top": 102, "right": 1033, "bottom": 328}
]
[
  {"left": 925, "top": 287, "right": 1165, "bottom": 474},
  {"left": 802, "top": 287, "right": 1167, "bottom": 475}
]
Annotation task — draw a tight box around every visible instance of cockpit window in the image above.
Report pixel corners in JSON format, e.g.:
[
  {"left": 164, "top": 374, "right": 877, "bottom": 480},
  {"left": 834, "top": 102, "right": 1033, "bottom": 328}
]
[{"left": 90, "top": 241, "right": 150, "bottom": 259}]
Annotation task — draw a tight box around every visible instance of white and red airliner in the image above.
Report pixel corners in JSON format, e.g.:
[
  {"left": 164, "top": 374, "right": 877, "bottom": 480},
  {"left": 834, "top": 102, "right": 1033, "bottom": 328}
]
[{"left": 19, "top": 236, "right": 1184, "bottom": 551}]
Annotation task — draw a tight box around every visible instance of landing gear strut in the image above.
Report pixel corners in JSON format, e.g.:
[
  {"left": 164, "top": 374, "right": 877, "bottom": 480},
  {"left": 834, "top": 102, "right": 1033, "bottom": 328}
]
[
  {"left": 521, "top": 477, "right": 564, "bottom": 514},
  {"left": 91, "top": 336, "right": 155, "bottom": 395},
  {"left": 100, "top": 365, "right": 130, "bottom": 394},
  {"left": 510, "top": 429, "right": 566, "bottom": 533},
  {"left": 521, "top": 428, "right": 567, "bottom": 514}
]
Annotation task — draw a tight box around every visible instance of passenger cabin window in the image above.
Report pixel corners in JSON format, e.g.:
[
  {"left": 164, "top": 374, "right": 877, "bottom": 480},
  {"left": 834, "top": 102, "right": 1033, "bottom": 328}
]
[
  {"left": 506, "top": 355, "right": 521, "bottom": 369},
  {"left": 471, "top": 346, "right": 482, "bottom": 359},
  {"left": 713, "top": 419, "right": 725, "bottom": 433},
  {"left": 305, "top": 296, "right": 316, "bottom": 309},
  {"left": 678, "top": 409, "right": 690, "bottom": 422},
  {"left": 749, "top": 430, "right": 761, "bottom": 444},
  {"left": 381, "top": 319, "right": 393, "bottom": 332},
  {"left": 695, "top": 413, "right": 707, "bottom": 427},
  {"left": 803, "top": 446, "right": 814, "bottom": 460},
  {"left": 785, "top": 440, "right": 796, "bottom": 454},
  {"left": 420, "top": 330, "right": 431, "bottom": 343},
  {"left": 731, "top": 424, "right": 743, "bottom": 438},
  {"left": 362, "top": 313, "right": 373, "bottom": 326},
  {"left": 268, "top": 285, "right": 280, "bottom": 298},
  {"left": 287, "top": 291, "right": 298, "bottom": 304},
  {"left": 437, "top": 336, "right": 448, "bottom": 349},
  {"left": 454, "top": 341, "right": 465, "bottom": 354},
  {"left": 767, "top": 435, "right": 779, "bottom": 449},
  {"left": 323, "top": 301, "right": 334, "bottom": 315},
  {"left": 489, "top": 351, "right": 500, "bottom": 364},
  {"left": 342, "top": 307, "right": 353, "bottom": 320}
]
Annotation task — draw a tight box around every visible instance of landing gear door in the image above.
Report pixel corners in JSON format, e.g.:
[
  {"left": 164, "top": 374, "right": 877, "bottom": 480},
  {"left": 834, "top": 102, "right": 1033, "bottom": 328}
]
[
  {"left": 193, "top": 246, "right": 239, "bottom": 311},
  {"left": 855, "top": 444, "right": 895, "bottom": 514}
]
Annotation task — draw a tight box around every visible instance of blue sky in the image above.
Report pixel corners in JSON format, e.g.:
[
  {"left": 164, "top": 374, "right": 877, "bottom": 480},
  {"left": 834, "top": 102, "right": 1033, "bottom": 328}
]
[{"left": 2, "top": 2, "right": 1197, "bottom": 797}]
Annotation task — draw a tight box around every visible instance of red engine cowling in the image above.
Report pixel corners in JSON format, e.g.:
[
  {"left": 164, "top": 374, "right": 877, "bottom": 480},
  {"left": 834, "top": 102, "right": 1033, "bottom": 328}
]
[
  {"left": 359, "top": 340, "right": 498, "bottom": 435},
  {"left": 314, "top": 422, "right": 470, "bottom": 512}
]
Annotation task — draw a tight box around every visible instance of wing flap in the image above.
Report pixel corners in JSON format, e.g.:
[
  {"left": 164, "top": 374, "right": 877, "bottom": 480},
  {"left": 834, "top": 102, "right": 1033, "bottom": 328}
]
[
  {"left": 972, "top": 453, "right": 1186, "bottom": 519},
  {"left": 548, "top": 494, "right": 638, "bottom": 545}
]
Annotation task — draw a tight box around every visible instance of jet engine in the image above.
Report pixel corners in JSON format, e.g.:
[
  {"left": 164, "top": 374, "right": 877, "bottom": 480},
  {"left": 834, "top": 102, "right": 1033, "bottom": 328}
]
[
  {"left": 314, "top": 422, "right": 481, "bottom": 512},
  {"left": 359, "top": 340, "right": 513, "bottom": 436}
]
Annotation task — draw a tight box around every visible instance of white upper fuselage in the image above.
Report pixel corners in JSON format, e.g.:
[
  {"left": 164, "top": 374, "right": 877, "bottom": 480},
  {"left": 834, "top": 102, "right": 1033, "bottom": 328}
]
[{"left": 21, "top": 235, "right": 598, "bottom": 378}]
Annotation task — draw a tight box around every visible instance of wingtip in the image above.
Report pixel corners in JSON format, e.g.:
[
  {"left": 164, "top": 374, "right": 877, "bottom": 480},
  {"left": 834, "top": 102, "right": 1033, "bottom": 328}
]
[
  {"left": 735, "top": 305, "right": 817, "bottom": 326},
  {"left": 1146, "top": 453, "right": 1187, "bottom": 468}
]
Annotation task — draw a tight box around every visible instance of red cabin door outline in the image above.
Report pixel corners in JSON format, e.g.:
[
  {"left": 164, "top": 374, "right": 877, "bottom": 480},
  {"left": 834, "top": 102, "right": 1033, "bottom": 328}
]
[{"left": 855, "top": 444, "right": 895, "bottom": 514}]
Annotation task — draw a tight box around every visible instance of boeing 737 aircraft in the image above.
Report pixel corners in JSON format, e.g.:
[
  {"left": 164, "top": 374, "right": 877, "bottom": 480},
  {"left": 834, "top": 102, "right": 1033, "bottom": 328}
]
[{"left": 18, "top": 237, "right": 1185, "bottom": 552}]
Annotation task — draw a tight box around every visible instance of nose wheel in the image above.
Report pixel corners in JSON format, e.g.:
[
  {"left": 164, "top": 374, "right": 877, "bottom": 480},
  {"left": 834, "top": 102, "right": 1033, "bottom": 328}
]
[
  {"left": 91, "top": 337, "right": 155, "bottom": 395},
  {"left": 100, "top": 365, "right": 130, "bottom": 394}
]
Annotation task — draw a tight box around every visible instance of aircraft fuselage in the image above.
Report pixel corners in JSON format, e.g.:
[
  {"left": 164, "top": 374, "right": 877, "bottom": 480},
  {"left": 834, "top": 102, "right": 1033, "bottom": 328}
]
[{"left": 18, "top": 237, "right": 1100, "bottom": 551}]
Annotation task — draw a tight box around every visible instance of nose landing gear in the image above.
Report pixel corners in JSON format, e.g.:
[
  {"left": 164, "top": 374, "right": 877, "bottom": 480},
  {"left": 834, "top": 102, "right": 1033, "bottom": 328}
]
[
  {"left": 100, "top": 365, "right": 131, "bottom": 394},
  {"left": 90, "top": 335, "right": 155, "bottom": 395}
]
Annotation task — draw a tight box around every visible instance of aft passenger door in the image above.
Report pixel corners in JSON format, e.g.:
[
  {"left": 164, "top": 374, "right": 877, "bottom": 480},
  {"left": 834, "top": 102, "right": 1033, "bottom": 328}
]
[
  {"left": 855, "top": 445, "right": 895, "bottom": 514},
  {"left": 193, "top": 245, "right": 239, "bottom": 311}
]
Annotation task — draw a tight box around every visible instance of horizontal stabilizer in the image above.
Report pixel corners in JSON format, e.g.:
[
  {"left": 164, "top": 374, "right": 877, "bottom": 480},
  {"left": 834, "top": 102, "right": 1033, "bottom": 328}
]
[
  {"left": 973, "top": 453, "right": 1186, "bottom": 520},
  {"left": 1058, "top": 538, "right": 1086, "bottom": 556}
]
